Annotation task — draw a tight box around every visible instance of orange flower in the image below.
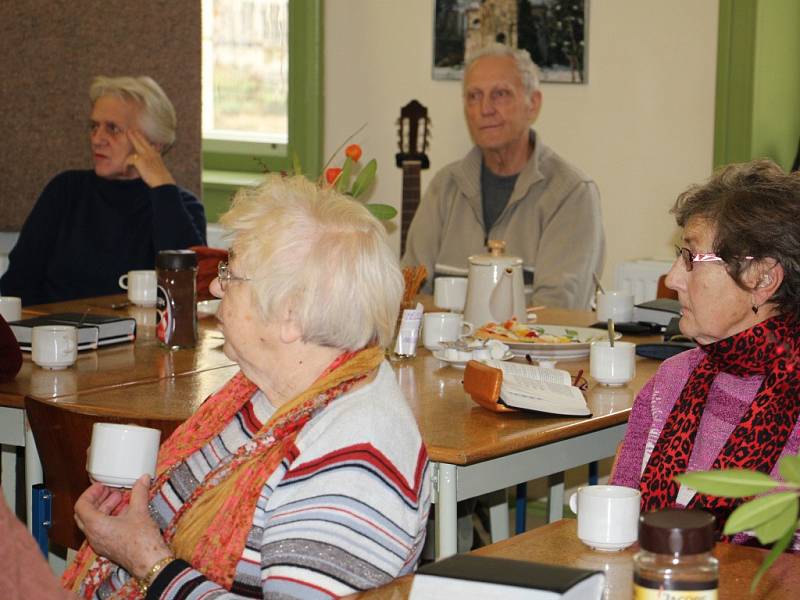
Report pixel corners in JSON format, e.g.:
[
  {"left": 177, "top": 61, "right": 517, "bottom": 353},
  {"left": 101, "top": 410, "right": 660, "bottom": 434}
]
[
  {"left": 345, "top": 144, "right": 362, "bottom": 162},
  {"left": 325, "top": 167, "right": 342, "bottom": 185}
]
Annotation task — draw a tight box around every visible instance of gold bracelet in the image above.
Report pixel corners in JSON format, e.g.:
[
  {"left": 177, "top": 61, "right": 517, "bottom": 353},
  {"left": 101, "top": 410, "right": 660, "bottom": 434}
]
[{"left": 136, "top": 555, "right": 175, "bottom": 596}]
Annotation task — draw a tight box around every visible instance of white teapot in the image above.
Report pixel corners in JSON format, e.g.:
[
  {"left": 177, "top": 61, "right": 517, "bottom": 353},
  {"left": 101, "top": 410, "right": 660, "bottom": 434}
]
[{"left": 463, "top": 240, "right": 527, "bottom": 328}]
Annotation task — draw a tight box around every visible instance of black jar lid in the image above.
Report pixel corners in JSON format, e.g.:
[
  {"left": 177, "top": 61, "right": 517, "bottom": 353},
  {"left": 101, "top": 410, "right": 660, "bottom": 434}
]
[
  {"left": 156, "top": 250, "right": 197, "bottom": 270},
  {"left": 639, "top": 509, "right": 716, "bottom": 555}
]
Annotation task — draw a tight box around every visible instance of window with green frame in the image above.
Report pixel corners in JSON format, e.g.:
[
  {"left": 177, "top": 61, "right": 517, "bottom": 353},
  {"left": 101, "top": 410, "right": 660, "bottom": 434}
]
[{"left": 202, "top": 0, "right": 322, "bottom": 222}]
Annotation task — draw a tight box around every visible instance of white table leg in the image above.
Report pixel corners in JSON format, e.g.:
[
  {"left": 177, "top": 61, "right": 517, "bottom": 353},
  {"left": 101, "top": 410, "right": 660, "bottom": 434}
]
[
  {"left": 434, "top": 463, "right": 457, "bottom": 559},
  {"left": 485, "top": 489, "right": 510, "bottom": 543},
  {"left": 24, "top": 415, "right": 43, "bottom": 531},
  {"left": 546, "top": 472, "right": 565, "bottom": 523},
  {"left": 1, "top": 444, "right": 16, "bottom": 513}
]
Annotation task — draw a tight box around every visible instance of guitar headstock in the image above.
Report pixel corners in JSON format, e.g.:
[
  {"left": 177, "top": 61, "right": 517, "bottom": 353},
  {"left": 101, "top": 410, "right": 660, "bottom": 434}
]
[{"left": 396, "top": 99, "right": 431, "bottom": 170}]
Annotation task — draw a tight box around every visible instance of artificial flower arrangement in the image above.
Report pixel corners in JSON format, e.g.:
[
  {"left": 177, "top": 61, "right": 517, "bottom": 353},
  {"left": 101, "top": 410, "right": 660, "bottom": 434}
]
[{"left": 677, "top": 453, "right": 800, "bottom": 591}]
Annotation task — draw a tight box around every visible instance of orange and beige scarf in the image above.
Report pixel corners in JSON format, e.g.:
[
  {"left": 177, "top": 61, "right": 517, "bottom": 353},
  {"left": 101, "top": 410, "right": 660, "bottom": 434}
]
[{"left": 63, "top": 346, "right": 383, "bottom": 599}]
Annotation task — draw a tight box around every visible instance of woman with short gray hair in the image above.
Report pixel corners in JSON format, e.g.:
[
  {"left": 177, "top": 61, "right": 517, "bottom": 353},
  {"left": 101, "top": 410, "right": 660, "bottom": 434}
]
[
  {"left": 68, "top": 174, "right": 431, "bottom": 598},
  {"left": 0, "top": 75, "right": 205, "bottom": 305}
]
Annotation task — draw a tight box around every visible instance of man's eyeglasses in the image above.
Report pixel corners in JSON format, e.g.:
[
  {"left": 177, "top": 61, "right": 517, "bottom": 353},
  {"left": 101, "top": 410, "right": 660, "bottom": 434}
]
[
  {"left": 674, "top": 246, "right": 753, "bottom": 272},
  {"left": 217, "top": 261, "right": 251, "bottom": 291}
]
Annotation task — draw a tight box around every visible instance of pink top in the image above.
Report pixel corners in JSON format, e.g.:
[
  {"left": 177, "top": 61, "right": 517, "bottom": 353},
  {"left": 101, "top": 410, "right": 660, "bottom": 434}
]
[{"left": 612, "top": 347, "right": 800, "bottom": 550}]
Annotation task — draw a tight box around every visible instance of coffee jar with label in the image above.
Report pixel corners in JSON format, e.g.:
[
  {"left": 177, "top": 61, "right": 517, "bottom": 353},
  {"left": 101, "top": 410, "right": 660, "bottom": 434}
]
[
  {"left": 156, "top": 250, "right": 198, "bottom": 349},
  {"left": 634, "top": 509, "right": 719, "bottom": 599}
]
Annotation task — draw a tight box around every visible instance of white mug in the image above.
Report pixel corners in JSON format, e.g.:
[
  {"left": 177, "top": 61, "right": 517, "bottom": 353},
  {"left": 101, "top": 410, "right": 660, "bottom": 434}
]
[
  {"left": 118, "top": 270, "right": 157, "bottom": 307},
  {"left": 569, "top": 485, "right": 641, "bottom": 551},
  {"left": 434, "top": 277, "right": 468, "bottom": 312},
  {"left": 423, "top": 312, "right": 474, "bottom": 351},
  {"left": 87, "top": 423, "right": 161, "bottom": 488},
  {"left": 596, "top": 290, "right": 634, "bottom": 323},
  {"left": 590, "top": 341, "right": 636, "bottom": 386},
  {"left": 31, "top": 325, "right": 77, "bottom": 370},
  {"left": 0, "top": 296, "right": 22, "bottom": 322}
]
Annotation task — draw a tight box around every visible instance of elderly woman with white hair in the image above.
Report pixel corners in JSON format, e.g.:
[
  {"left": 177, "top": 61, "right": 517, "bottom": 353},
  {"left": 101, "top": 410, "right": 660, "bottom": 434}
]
[
  {"left": 0, "top": 75, "right": 206, "bottom": 305},
  {"left": 65, "top": 175, "right": 431, "bottom": 599}
]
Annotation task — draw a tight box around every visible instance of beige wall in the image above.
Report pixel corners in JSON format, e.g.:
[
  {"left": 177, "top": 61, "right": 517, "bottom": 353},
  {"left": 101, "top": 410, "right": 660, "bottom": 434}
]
[{"left": 324, "top": 0, "right": 719, "bottom": 286}]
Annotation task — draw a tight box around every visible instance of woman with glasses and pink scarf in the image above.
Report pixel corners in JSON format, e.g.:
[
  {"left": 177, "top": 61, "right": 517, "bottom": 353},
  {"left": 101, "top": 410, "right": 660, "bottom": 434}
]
[{"left": 612, "top": 159, "right": 800, "bottom": 551}]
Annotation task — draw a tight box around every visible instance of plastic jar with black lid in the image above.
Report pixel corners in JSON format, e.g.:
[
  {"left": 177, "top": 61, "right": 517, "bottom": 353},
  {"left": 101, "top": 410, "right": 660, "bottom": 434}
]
[{"left": 634, "top": 509, "right": 719, "bottom": 599}]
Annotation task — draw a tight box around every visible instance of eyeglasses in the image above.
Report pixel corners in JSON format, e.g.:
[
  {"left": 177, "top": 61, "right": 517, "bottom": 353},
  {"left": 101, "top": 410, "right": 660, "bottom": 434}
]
[
  {"left": 217, "top": 261, "right": 251, "bottom": 291},
  {"left": 674, "top": 246, "right": 754, "bottom": 272}
]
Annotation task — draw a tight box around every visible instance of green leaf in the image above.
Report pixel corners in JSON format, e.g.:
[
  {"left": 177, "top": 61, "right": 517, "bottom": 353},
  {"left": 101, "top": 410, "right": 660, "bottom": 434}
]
[
  {"left": 292, "top": 151, "right": 303, "bottom": 176},
  {"left": 335, "top": 157, "right": 353, "bottom": 193},
  {"left": 750, "top": 523, "right": 795, "bottom": 593},
  {"left": 723, "top": 492, "right": 798, "bottom": 535},
  {"left": 676, "top": 469, "right": 780, "bottom": 498},
  {"left": 779, "top": 454, "right": 800, "bottom": 486},
  {"left": 365, "top": 203, "right": 397, "bottom": 221},
  {"left": 753, "top": 496, "right": 798, "bottom": 544},
  {"left": 350, "top": 159, "right": 377, "bottom": 198}
]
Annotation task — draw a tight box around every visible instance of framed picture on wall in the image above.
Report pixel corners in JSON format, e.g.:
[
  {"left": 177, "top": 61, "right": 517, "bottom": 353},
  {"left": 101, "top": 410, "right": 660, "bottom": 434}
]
[{"left": 433, "top": 0, "right": 588, "bottom": 84}]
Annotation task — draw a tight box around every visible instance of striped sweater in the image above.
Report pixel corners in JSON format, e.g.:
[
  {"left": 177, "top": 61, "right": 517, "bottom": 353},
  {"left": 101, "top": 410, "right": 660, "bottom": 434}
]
[{"left": 87, "top": 362, "right": 431, "bottom": 599}]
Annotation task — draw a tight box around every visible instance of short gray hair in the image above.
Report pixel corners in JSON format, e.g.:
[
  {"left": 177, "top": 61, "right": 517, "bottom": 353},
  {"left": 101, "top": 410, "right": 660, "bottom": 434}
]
[
  {"left": 89, "top": 76, "right": 177, "bottom": 152},
  {"left": 220, "top": 175, "right": 403, "bottom": 350},
  {"left": 465, "top": 43, "right": 541, "bottom": 95}
]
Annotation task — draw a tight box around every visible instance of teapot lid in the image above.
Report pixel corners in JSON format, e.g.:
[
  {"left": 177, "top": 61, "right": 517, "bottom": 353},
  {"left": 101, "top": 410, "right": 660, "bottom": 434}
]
[{"left": 469, "top": 240, "right": 522, "bottom": 267}]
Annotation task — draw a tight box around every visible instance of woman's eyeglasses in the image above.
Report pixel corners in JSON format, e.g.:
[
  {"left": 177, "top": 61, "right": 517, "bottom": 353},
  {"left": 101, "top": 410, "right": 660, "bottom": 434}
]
[
  {"left": 217, "top": 261, "right": 252, "bottom": 291},
  {"left": 674, "top": 246, "right": 753, "bottom": 272}
]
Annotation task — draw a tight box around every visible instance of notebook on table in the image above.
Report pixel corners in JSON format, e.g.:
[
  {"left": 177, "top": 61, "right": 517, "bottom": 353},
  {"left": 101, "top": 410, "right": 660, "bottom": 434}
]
[{"left": 9, "top": 313, "right": 136, "bottom": 351}]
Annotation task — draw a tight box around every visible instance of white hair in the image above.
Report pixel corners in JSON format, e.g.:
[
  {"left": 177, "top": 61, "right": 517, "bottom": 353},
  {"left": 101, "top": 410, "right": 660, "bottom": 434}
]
[
  {"left": 220, "top": 175, "right": 403, "bottom": 351},
  {"left": 464, "top": 43, "right": 541, "bottom": 96},
  {"left": 90, "top": 76, "right": 177, "bottom": 152}
]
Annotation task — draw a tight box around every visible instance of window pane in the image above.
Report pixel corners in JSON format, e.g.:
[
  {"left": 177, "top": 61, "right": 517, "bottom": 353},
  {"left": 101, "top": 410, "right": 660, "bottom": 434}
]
[{"left": 202, "top": 0, "right": 288, "bottom": 144}]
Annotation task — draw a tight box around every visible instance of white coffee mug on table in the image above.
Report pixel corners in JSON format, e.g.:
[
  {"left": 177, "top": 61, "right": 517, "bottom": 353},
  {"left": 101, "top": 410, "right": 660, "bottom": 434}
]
[
  {"left": 118, "top": 270, "right": 158, "bottom": 307},
  {"left": 32, "top": 325, "right": 77, "bottom": 370},
  {"left": 590, "top": 341, "right": 636, "bottom": 386},
  {"left": 0, "top": 296, "right": 22, "bottom": 322},
  {"left": 596, "top": 290, "right": 634, "bottom": 323},
  {"left": 434, "top": 277, "right": 468, "bottom": 312},
  {"left": 422, "top": 312, "right": 474, "bottom": 351},
  {"left": 87, "top": 422, "right": 161, "bottom": 488},
  {"left": 569, "top": 484, "right": 641, "bottom": 551}
]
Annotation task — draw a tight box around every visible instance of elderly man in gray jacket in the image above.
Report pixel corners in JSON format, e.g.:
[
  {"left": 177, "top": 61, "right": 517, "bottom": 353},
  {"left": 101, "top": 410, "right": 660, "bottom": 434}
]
[{"left": 402, "top": 44, "right": 604, "bottom": 310}]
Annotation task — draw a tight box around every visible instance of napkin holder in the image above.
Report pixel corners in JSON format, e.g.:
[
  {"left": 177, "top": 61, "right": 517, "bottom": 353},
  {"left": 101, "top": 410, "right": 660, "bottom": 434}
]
[{"left": 463, "top": 360, "right": 516, "bottom": 413}]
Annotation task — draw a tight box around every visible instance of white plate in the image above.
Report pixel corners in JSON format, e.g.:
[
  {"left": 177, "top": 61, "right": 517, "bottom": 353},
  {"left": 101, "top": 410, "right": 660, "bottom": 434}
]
[
  {"left": 432, "top": 349, "right": 514, "bottom": 369},
  {"left": 197, "top": 299, "right": 221, "bottom": 318},
  {"left": 486, "top": 325, "right": 620, "bottom": 360}
]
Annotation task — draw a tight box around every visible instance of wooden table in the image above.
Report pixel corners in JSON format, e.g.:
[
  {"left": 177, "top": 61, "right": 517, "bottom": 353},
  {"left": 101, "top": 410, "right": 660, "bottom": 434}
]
[
  {"left": 398, "top": 307, "right": 660, "bottom": 557},
  {"left": 350, "top": 520, "right": 800, "bottom": 599},
  {"left": 0, "top": 294, "right": 234, "bottom": 525},
  {"left": 8, "top": 301, "right": 661, "bottom": 559}
]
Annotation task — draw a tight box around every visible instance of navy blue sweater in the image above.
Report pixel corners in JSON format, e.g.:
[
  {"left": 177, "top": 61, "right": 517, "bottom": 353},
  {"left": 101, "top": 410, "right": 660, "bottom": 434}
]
[{"left": 0, "top": 170, "right": 206, "bottom": 306}]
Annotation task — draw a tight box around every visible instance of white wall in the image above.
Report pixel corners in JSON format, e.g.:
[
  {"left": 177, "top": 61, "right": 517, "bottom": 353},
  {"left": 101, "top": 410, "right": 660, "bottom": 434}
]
[{"left": 324, "top": 0, "right": 719, "bottom": 287}]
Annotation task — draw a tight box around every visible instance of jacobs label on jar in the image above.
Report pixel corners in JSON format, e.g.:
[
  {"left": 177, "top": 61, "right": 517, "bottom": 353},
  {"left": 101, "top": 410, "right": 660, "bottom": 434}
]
[{"left": 634, "top": 582, "right": 718, "bottom": 600}]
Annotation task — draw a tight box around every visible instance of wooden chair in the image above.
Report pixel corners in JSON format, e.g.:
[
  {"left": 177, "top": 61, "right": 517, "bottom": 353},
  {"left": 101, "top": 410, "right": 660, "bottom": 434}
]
[{"left": 25, "top": 396, "right": 181, "bottom": 551}]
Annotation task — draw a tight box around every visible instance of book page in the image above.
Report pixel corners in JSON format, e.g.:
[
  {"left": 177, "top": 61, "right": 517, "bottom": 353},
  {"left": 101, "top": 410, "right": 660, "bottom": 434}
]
[{"left": 487, "top": 360, "right": 572, "bottom": 385}]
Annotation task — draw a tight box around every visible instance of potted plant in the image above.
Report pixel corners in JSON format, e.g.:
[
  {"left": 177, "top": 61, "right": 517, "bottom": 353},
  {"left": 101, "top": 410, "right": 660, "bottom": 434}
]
[{"left": 677, "top": 453, "right": 800, "bottom": 591}]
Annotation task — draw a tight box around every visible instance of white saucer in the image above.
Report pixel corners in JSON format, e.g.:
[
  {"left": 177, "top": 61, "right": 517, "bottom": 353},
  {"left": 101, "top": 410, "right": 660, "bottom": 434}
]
[{"left": 432, "top": 349, "right": 514, "bottom": 369}]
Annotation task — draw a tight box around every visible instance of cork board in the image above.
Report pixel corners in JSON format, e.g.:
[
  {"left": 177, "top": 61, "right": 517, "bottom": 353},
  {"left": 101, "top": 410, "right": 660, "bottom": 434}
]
[{"left": 0, "top": 1, "right": 201, "bottom": 230}]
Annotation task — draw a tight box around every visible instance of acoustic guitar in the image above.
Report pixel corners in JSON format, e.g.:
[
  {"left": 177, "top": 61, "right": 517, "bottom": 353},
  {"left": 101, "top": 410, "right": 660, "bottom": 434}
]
[{"left": 395, "top": 100, "right": 431, "bottom": 256}]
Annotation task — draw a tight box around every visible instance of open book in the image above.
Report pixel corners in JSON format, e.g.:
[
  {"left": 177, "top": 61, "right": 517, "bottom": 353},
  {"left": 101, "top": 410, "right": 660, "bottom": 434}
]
[{"left": 465, "top": 360, "right": 591, "bottom": 417}]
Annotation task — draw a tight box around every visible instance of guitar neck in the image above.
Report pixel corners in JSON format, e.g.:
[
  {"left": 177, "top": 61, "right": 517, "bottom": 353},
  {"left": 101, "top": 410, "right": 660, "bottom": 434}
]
[{"left": 400, "top": 161, "right": 422, "bottom": 257}]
